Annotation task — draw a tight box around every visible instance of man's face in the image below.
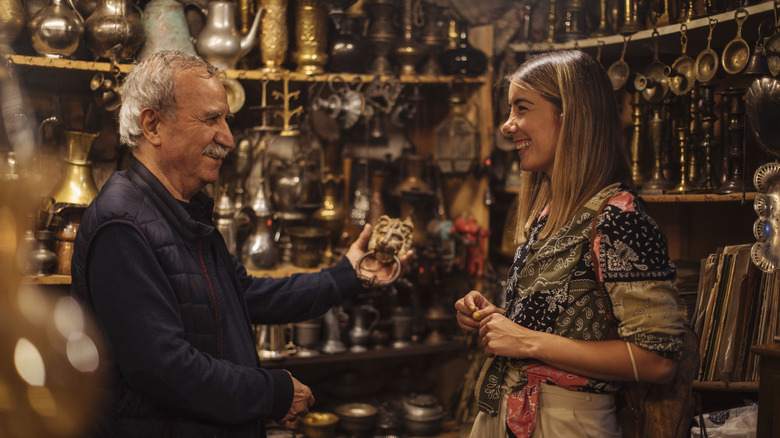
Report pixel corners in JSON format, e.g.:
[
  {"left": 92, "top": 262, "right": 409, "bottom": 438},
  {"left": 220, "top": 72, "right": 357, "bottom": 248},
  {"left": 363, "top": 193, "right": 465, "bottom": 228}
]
[{"left": 155, "top": 68, "right": 234, "bottom": 200}]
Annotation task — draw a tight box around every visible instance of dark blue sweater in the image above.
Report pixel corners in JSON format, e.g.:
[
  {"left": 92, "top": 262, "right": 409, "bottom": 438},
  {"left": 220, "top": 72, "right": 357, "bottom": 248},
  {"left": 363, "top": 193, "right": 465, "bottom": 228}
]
[{"left": 71, "top": 157, "right": 362, "bottom": 437}]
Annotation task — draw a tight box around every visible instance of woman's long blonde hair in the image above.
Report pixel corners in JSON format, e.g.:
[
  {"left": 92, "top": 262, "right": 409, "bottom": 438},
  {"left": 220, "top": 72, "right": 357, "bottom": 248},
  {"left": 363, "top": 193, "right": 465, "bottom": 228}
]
[{"left": 509, "top": 50, "right": 632, "bottom": 243}]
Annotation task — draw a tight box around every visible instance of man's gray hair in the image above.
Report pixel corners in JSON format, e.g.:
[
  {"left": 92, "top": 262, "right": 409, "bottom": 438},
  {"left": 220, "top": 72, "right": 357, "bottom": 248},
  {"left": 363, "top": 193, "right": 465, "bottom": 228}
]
[{"left": 117, "top": 50, "right": 219, "bottom": 148}]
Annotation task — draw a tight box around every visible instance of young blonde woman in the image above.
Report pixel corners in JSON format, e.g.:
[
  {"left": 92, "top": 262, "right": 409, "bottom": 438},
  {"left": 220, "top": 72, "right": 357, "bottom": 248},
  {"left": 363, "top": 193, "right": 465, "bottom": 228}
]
[{"left": 455, "top": 50, "right": 686, "bottom": 437}]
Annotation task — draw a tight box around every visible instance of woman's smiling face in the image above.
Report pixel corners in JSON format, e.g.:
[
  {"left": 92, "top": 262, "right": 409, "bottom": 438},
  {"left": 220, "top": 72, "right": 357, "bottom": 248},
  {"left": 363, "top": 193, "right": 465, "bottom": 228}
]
[{"left": 501, "top": 81, "right": 562, "bottom": 177}]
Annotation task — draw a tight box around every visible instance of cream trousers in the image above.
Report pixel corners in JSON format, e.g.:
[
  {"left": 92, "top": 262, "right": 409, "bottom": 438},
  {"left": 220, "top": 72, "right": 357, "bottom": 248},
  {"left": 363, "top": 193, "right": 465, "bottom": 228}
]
[{"left": 469, "top": 368, "right": 621, "bottom": 438}]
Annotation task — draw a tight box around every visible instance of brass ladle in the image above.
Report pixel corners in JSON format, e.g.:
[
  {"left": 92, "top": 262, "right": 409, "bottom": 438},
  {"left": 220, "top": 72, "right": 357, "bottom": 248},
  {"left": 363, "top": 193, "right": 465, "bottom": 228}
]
[
  {"left": 722, "top": 8, "right": 750, "bottom": 75},
  {"left": 669, "top": 24, "right": 696, "bottom": 96},
  {"left": 637, "top": 29, "right": 669, "bottom": 103},
  {"left": 607, "top": 35, "right": 630, "bottom": 90},
  {"left": 694, "top": 18, "right": 719, "bottom": 83}
]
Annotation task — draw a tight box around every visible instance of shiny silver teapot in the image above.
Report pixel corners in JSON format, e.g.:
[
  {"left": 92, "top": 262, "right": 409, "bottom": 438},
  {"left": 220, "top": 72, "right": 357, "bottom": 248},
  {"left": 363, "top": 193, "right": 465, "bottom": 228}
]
[
  {"left": 27, "top": 0, "right": 84, "bottom": 58},
  {"left": 193, "top": 0, "right": 263, "bottom": 69}
]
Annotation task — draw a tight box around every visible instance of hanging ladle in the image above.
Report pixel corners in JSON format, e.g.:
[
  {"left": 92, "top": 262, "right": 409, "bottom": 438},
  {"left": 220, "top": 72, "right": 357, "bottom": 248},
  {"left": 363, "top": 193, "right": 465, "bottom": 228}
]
[
  {"left": 634, "top": 29, "right": 669, "bottom": 103},
  {"left": 722, "top": 8, "right": 751, "bottom": 75},
  {"left": 607, "top": 35, "right": 631, "bottom": 90},
  {"left": 694, "top": 18, "right": 719, "bottom": 83},
  {"left": 765, "top": 0, "right": 780, "bottom": 77},
  {"left": 668, "top": 24, "right": 696, "bottom": 96}
]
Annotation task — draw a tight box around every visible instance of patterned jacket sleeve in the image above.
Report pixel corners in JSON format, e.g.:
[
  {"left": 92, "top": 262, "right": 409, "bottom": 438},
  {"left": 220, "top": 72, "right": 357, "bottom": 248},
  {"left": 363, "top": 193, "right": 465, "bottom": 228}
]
[{"left": 595, "top": 191, "right": 686, "bottom": 360}]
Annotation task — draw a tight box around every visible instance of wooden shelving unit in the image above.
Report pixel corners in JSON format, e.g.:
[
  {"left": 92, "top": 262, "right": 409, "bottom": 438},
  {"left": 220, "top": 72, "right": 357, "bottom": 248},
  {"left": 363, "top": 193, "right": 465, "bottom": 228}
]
[
  {"left": 3, "top": 54, "right": 485, "bottom": 85},
  {"left": 260, "top": 342, "right": 465, "bottom": 369},
  {"left": 693, "top": 380, "right": 760, "bottom": 391}
]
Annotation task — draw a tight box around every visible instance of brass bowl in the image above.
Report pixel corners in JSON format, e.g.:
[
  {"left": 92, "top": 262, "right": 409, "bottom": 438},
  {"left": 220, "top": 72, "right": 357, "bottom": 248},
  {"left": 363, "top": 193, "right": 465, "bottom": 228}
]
[
  {"left": 300, "top": 412, "right": 339, "bottom": 438},
  {"left": 334, "top": 402, "right": 378, "bottom": 433}
]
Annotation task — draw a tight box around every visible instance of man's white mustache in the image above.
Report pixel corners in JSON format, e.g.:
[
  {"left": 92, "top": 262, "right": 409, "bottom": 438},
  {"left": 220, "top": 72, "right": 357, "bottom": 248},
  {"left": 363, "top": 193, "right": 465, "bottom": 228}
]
[{"left": 202, "top": 144, "right": 230, "bottom": 159}]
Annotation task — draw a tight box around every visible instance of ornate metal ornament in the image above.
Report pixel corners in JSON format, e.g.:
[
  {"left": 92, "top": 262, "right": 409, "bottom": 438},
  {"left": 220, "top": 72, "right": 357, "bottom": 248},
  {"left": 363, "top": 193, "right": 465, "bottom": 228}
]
[{"left": 356, "top": 215, "right": 413, "bottom": 287}]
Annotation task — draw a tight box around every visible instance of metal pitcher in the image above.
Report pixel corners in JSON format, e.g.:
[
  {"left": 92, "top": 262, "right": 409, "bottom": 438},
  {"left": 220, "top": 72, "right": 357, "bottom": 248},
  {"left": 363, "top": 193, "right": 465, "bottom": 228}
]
[
  {"left": 193, "top": 0, "right": 263, "bottom": 69},
  {"left": 27, "top": 0, "right": 84, "bottom": 58},
  {"left": 137, "top": 0, "right": 197, "bottom": 59},
  {"left": 84, "top": 0, "right": 144, "bottom": 61},
  {"left": 48, "top": 130, "right": 100, "bottom": 208},
  {"left": 255, "top": 324, "right": 294, "bottom": 360}
]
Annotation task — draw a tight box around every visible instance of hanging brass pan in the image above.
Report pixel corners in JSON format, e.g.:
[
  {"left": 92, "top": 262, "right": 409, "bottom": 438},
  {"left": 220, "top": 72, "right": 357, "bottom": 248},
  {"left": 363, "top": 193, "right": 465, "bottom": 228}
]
[
  {"left": 722, "top": 8, "right": 751, "bottom": 75},
  {"left": 694, "top": 18, "right": 719, "bottom": 83}
]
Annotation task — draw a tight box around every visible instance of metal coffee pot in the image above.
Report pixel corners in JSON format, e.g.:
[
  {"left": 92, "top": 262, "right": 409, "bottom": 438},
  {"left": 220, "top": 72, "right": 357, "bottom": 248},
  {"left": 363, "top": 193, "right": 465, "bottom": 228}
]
[{"left": 193, "top": 0, "right": 264, "bottom": 69}]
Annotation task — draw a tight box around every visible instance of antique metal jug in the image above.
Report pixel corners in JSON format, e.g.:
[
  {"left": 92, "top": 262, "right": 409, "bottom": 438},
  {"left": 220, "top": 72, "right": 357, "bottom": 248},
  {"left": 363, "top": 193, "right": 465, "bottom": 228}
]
[
  {"left": 348, "top": 304, "right": 380, "bottom": 352},
  {"left": 27, "top": 0, "right": 84, "bottom": 58},
  {"left": 84, "top": 0, "right": 144, "bottom": 61},
  {"left": 194, "top": 0, "right": 263, "bottom": 69},
  {"left": 240, "top": 178, "right": 279, "bottom": 269},
  {"left": 321, "top": 306, "right": 347, "bottom": 354},
  {"left": 137, "top": 0, "right": 197, "bottom": 59},
  {"left": 49, "top": 130, "right": 100, "bottom": 208},
  {"left": 255, "top": 324, "right": 294, "bottom": 360}
]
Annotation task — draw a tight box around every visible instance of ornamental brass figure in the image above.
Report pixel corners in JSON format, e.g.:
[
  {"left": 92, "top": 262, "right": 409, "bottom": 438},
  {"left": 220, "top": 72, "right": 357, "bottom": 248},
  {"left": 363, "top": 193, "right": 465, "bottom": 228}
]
[{"left": 356, "top": 215, "right": 413, "bottom": 287}]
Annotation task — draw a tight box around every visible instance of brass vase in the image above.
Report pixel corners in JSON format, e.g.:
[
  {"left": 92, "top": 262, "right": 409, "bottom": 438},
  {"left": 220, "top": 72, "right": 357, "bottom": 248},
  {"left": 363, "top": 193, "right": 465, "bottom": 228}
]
[
  {"left": 313, "top": 174, "right": 345, "bottom": 263},
  {"left": 49, "top": 130, "right": 100, "bottom": 208},
  {"left": 618, "top": 0, "right": 643, "bottom": 34},
  {"left": 294, "top": 0, "right": 328, "bottom": 75},
  {"left": 0, "top": 0, "right": 25, "bottom": 52},
  {"left": 557, "top": 0, "right": 589, "bottom": 42},
  {"left": 392, "top": 0, "right": 426, "bottom": 75},
  {"left": 365, "top": 0, "right": 395, "bottom": 75},
  {"left": 258, "top": 0, "right": 288, "bottom": 72},
  {"left": 419, "top": 1, "right": 446, "bottom": 76}
]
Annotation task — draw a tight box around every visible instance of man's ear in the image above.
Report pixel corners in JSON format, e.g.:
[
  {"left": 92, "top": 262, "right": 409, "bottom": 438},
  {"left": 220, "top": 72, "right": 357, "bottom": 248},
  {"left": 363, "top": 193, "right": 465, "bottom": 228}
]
[{"left": 139, "top": 108, "right": 162, "bottom": 147}]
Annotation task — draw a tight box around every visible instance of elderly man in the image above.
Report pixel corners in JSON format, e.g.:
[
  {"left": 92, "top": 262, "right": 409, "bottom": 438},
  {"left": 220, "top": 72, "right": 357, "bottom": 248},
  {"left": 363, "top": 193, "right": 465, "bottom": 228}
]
[{"left": 71, "top": 50, "right": 403, "bottom": 437}]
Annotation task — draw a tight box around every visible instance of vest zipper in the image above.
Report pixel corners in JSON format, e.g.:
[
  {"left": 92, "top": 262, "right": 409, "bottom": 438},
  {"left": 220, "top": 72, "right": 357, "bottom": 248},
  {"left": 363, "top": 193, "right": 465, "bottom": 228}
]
[{"left": 199, "top": 239, "right": 223, "bottom": 358}]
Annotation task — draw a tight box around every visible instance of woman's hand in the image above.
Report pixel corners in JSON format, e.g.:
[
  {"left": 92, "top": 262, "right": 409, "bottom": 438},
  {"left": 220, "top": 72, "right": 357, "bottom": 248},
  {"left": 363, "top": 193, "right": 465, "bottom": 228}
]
[
  {"left": 454, "top": 290, "right": 504, "bottom": 332},
  {"left": 478, "top": 313, "right": 541, "bottom": 359}
]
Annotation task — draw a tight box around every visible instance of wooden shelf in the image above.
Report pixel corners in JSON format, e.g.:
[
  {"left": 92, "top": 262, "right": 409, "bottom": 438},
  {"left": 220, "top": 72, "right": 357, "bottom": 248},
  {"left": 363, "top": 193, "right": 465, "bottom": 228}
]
[
  {"left": 3, "top": 54, "right": 484, "bottom": 85},
  {"left": 246, "top": 262, "right": 322, "bottom": 278},
  {"left": 260, "top": 342, "right": 466, "bottom": 369},
  {"left": 26, "top": 264, "right": 325, "bottom": 284},
  {"left": 693, "top": 380, "right": 760, "bottom": 391},
  {"left": 500, "top": 186, "right": 756, "bottom": 203},
  {"left": 508, "top": 2, "right": 775, "bottom": 54},
  {"left": 25, "top": 274, "right": 71, "bottom": 285},
  {"left": 643, "top": 192, "right": 757, "bottom": 203}
]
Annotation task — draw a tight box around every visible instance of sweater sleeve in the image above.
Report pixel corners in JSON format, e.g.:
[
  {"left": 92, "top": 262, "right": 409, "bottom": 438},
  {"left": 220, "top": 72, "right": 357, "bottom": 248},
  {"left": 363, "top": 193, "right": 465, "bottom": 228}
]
[
  {"left": 237, "top": 256, "right": 364, "bottom": 324},
  {"left": 87, "top": 223, "right": 293, "bottom": 423}
]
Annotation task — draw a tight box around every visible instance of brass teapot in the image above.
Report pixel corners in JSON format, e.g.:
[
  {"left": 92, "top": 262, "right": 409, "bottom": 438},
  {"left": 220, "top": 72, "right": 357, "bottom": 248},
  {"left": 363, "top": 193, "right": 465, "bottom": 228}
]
[{"left": 84, "top": 0, "right": 144, "bottom": 61}]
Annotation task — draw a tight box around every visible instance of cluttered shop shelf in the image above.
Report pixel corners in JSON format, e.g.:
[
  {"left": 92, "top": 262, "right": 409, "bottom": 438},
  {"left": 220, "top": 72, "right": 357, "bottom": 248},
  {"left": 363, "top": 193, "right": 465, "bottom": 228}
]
[
  {"left": 259, "top": 341, "right": 465, "bottom": 369},
  {"left": 2, "top": 54, "right": 485, "bottom": 85}
]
